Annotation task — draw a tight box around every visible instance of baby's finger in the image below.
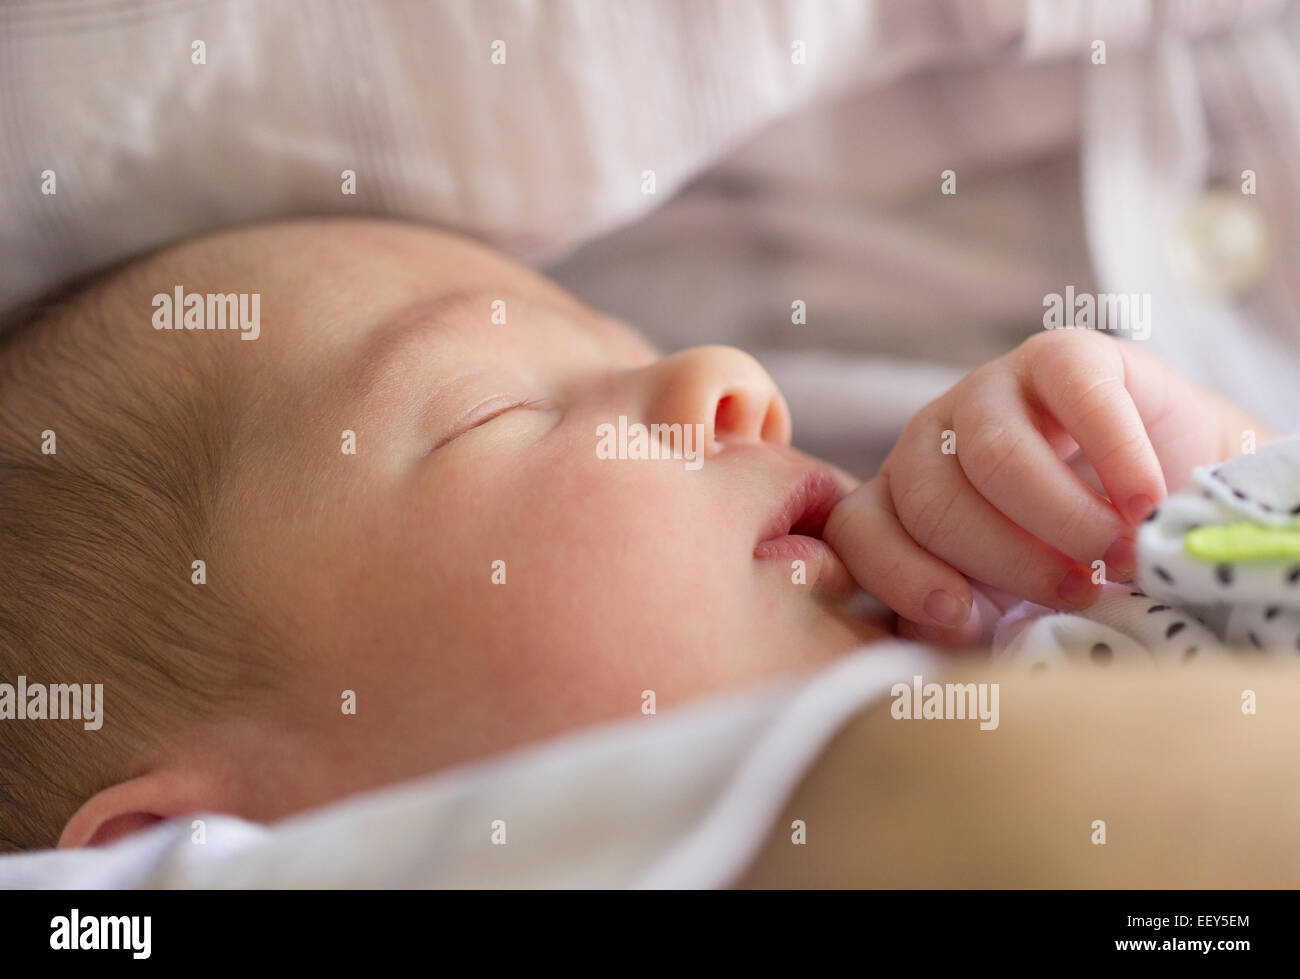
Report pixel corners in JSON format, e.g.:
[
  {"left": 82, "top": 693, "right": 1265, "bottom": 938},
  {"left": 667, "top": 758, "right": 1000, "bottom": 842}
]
[
  {"left": 888, "top": 419, "right": 1100, "bottom": 610},
  {"left": 823, "top": 473, "right": 978, "bottom": 634},
  {"left": 1022, "top": 330, "right": 1167, "bottom": 525},
  {"left": 896, "top": 584, "right": 1003, "bottom": 648},
  {"left": 952, "top": 368, "right": 1138, "bottom": 580}
]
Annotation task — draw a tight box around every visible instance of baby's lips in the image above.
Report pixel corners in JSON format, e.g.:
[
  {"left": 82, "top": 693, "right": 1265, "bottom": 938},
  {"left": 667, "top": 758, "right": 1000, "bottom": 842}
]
[{"left": 824, "top": 461, "right": 863, "bottom": 497}]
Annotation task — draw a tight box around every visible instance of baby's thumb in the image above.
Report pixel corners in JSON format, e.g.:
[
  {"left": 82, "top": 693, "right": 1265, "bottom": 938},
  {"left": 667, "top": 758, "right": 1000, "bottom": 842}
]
[{"left": 824, "top": 473, "right": 974, "bottom": 633}]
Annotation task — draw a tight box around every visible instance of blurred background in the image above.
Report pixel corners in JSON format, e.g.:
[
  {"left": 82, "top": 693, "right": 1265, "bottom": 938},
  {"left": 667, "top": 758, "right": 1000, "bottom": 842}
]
[{"left": 3, "top": 0, "right": 1297, "bottom": 474}]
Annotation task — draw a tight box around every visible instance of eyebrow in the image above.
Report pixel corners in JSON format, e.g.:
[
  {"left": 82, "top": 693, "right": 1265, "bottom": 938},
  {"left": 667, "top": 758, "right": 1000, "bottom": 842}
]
[{"left": 353, "top": 287, "right": 503, "bottom": 405}]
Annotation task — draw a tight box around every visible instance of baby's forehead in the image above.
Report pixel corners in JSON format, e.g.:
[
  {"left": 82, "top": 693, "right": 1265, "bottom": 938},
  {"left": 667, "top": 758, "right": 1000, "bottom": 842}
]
[
  {"left": 112, "top": 219, "right": 654, "bottom": 425},
  {"left": 109, "top": 220, "right": 477, "bottom": 368},
  {"left": 156, "top": 218, "right": 583, "bottom": 338}
]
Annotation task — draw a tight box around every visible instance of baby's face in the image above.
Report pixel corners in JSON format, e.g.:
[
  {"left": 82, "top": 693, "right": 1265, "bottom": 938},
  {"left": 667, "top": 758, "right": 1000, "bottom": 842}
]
[{"left": 171, "top": 220, "right": 883, "bottom": 816}]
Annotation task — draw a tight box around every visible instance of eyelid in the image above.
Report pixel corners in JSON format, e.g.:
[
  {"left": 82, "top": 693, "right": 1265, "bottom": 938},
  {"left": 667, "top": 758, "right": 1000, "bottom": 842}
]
[{"left": 428, "top": 396, "right": 547, "bottom": 453}]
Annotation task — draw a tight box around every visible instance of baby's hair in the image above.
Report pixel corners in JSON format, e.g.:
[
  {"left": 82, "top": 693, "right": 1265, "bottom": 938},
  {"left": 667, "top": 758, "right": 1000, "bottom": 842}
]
[{"left": 0, "top": 260, "right": 285, "bottom": 850}]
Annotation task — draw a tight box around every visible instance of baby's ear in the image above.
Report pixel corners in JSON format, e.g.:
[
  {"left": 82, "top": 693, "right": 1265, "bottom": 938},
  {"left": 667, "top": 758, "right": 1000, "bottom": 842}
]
[{"left": 58, "top": 768, "right": 224, "bottom": 849}]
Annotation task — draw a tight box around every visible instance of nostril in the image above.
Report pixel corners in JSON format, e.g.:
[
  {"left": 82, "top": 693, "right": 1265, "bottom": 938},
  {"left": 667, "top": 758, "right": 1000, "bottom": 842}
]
[
  {"left": 714, "top": 394, "right": 742, "bottom": 437},
  {"left": 714, "top": 389, "right": 787, "bottom": 445}
]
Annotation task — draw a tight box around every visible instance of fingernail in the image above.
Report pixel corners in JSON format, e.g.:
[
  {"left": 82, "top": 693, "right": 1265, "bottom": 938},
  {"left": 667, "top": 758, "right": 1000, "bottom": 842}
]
[
  {"left": 1126, "top": 494, "right": 1155, "bottom": 524},
  {"left": 923, "top": 589, "right": 971, "bottom": 627},
  {"left": 1056, "top": 565, "right": 1098, "bottom": 607},
  {"left": 903, "top": 619, "right": 947, "bottom": 644},
  {"left": 1102, "top": 537, "right": 1137, "bottom": 580}
]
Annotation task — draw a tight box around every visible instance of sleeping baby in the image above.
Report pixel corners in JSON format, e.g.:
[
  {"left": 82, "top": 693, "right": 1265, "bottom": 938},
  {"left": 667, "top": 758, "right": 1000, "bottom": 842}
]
[{"left": 0, "top": 217, "right": 1281, "bottom": 853}]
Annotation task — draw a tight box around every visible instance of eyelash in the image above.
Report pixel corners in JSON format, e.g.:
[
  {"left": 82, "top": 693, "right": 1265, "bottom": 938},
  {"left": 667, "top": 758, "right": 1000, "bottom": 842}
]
[{"left": 428, "top": 397, "right": 546, "bottom": 454}]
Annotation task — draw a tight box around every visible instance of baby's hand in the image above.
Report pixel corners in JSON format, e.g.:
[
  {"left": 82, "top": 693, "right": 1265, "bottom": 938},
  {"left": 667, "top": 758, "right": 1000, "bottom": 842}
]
[{"left": 824, "top": 329, "right": 1247, "bottom": 644}]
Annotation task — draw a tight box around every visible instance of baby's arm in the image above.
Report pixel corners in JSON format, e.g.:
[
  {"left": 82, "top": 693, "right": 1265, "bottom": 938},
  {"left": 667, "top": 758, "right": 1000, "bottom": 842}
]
[
  {"left": 824, "top": 329, "right": 1278, "bottom": 643},
  {"left": 736, "top": 659, "right": 1300, "bottom": 887}
]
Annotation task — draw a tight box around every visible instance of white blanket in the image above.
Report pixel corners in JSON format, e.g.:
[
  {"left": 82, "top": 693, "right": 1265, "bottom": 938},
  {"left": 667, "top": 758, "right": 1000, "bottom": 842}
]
[{"left": 0, "top": 642, "right": 936, "bottom": 889}]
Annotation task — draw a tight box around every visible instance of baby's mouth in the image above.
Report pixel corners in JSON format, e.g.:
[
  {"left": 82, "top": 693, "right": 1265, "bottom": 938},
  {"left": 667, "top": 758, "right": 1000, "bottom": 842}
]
[
  {"left": 753, "top": 466, "right": 859, "bottom": 599},
  {"left": 752, "top": 468, "right": 834, "bottom": 553}
]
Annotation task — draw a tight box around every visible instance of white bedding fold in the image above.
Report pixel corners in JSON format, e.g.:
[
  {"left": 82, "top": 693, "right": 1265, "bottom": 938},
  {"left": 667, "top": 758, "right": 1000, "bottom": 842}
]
[{"left": 0, "top": 642, "right": 937, "bottom": 889}]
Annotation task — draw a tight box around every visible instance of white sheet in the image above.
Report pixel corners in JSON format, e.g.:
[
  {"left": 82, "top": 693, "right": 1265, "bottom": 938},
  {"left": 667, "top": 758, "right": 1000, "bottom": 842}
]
[{"left": 0, "top": 642, "right": 936, "bottom": 888}]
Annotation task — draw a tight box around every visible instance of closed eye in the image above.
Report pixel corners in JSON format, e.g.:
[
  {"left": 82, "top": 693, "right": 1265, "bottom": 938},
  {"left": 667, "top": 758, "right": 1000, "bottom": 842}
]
[{"left": 427, "top": 397, "right": 547, "bottom": 454}]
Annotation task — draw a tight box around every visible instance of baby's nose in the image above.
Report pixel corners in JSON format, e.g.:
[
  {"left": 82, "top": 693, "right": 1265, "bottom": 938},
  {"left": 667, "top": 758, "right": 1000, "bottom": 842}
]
[{"left": 644, "top": 345, "right": 792, "bottom": 452}]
